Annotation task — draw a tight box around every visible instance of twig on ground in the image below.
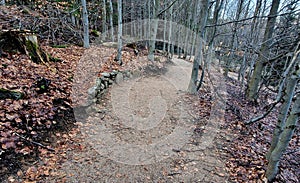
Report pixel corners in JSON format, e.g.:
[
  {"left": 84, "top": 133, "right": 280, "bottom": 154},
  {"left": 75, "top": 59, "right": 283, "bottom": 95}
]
[{"left": 14, "top": 132, "right": 55, "bottom": 152}]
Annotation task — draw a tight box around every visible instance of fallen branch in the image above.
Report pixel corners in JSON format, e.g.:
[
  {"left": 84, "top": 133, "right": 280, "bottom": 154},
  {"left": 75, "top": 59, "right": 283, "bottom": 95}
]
[
  {"left": 245, "top": 98, "right": 281, "bottom": 125},
  {"left": 14, "top": 132, "right": 55, "bottom": 152}
]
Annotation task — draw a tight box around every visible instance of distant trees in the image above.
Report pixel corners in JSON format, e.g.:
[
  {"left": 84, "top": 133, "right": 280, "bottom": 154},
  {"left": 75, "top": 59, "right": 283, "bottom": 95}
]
[{"left": 224, "top": 0, "right": 244, "bottom": 77}]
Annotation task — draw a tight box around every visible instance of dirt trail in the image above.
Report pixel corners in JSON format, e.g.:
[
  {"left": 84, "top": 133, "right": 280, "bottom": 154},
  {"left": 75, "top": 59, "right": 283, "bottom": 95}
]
[{"left": 48, "top": 58, "right": 230, "bottom": 183}]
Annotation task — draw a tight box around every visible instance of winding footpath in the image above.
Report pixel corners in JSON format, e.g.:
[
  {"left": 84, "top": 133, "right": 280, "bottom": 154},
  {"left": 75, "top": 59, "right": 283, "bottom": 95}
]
[{"left": 48, "top": 57, "right": 230, "bottom": 183}]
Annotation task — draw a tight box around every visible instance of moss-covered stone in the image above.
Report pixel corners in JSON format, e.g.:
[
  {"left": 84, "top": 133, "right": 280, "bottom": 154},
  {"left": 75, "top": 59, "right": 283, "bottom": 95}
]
[{"left": 0, "top": 88, "right": 24, "bottom": 100}]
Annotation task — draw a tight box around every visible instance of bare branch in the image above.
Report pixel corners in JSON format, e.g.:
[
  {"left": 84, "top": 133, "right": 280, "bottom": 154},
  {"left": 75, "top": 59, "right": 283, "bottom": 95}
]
[
  {"left": 156, "top": 0, "right": 180, "bottom": 17},
  {"left": 205, "top": 10, "right": 300, "bottom": 28}
]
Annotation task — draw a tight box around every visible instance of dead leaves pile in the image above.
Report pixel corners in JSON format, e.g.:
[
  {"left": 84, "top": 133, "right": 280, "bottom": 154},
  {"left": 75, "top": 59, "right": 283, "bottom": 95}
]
[{"left": 0, "top": 45, "right": 84, "bottom": 181}]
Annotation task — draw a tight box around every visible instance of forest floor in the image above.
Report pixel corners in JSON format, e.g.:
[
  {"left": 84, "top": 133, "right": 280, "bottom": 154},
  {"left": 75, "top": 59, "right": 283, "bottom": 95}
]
[
  {"left": 1, "top": 44, "right": 299, "bottom": 183},
  {"left": 44, "top": 57, "right": 230, "bottom": 183}
]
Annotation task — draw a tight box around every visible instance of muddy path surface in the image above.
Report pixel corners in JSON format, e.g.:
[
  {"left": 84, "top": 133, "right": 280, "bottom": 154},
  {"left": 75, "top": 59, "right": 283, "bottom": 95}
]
[{"left": 47, "top": 58, "right": 230, "bottom": 183}]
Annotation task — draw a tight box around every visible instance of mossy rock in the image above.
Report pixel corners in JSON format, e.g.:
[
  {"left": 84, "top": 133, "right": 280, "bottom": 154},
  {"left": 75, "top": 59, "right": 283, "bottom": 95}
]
[{"left": 0, "top": 88, "right": 24, "bottom": 100}]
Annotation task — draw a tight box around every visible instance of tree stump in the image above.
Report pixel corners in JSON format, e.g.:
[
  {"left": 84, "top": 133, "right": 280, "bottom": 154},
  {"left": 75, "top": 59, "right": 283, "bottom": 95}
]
[{"left": 0, "top": 29, "right": 49, "bottom": 63}]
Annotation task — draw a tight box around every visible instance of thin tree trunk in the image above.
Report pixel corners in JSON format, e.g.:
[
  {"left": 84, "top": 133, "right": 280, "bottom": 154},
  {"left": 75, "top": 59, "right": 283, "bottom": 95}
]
[
  {"left": 167, "top": 5, "right": 173, "bottom": 54},
  {"left": 102, "top": 0, "right": 107, "bottom": 40},
  {"left": 266, "top": 44, "right": 300, "bottom": 160},
  {"left": 189, "top": 2, "right": 200, "bottom": 61},
  {"left": 246, "top": 0, "right": 280, "bottom": 101},
  {"left": 177, "top": 26, "right": 182, "bottom": 58},
  {"left": 243, "top": 0, "right": 251, "bottom": 19},
  {"left": 224, "top": 0, "right": 244, "bottom": 77},
  {"left": 116, "top": 0, "right": 122, "bottom": 63},
  {"left": 148, "top": 0, "right": 159, "bottom": 61},
  {"left": 266, "top": 90, "right": 300, "bottom": 181},
  {"left": 108, "top": 0, "right": 114, "bottom": 42},
  {"left": 163, "top": 11, "right": 167, "bottom": 52},
  {"left": 81, "top": 0, "right": 90, "bottom": 48},
  {"left": 188, "top": 0, "right": 209, "bottom": 94}
]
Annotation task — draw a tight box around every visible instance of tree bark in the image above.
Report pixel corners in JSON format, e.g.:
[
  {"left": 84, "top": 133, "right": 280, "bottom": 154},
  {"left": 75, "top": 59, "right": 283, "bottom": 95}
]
[
  {"left": 167, "top": 4, "right": 173, "bottom": 56},
  {"left": 246, "top": 0, "right": 280, "bottom": 101},
  {"left": 266, "top": 90, "right": 300, "bottom": 181},
  {"left": 187, "top": 0, "right": 209, "bottom": 94},
  {"left": 102, "top": 0, "right": 107, "bottom": 40},
  {"left": 266, "top": 44, "right": 300, "bottom": 160},
  {"left": 108, "top": 0, "right": 114, "bottom": 42},
  {"left": 116, "top": 0, "right": 122, "bottom": 63},
  {"left": 148, "top": 0, "right": 159, "bottom": 61},
  {"left": 81, "top": 0, "right": 90, "bottom": 48}
]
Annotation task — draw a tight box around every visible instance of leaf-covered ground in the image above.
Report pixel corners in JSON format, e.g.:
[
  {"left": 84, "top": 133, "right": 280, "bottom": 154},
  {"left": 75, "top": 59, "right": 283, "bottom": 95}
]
[
  {"left": 223, "top": 77, "right": 299, "bottom": 183},
  {"left": 1, "top": 44, "right": 299, "bottom": 182},
  {"left": 1, "top": 45, "right": 299, "bottom": 182},
  {"left": 0, "top": 45, "right": 84, "bottom": 182}
]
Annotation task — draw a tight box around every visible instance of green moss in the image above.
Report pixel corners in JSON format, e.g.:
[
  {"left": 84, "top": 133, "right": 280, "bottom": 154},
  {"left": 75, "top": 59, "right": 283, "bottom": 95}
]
[
  {"left": 0, "top": 88, "right": 24, "bottom": 100},
  {"left": 49, "top": 54, "right": 63, "bottom": 62},
  {"left": 91, "top": 30, "right": 100, "bottom": 37},
  {"left": 154, "top": 57, "right": 160, "bottom": 62},
  {"left": 25, "top": 40, "right": 43, "bottom": 63}
]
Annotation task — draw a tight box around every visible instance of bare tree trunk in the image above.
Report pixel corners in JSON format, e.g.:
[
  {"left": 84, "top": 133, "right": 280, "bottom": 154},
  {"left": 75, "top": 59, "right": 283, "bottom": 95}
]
[
  {"left": 224, "top": 0, "right": 244, "bottom": 77},
  {"left": 221, "top": 0, "right": 228, "bottom": 22},
  {"left": 266, "top": 44, "right": 300, "bottom": 161},
  {"left": 108, "top": 0, "right": 114, "bottom": 42},
  {"left": 81, "top": 0, "right": 90, "bottom": 48},
  {"left": 188, "top": 0, "right": 209, "bottom": 94},
  {"left": 116, "top": 0, "right": 122, "bottom": 63},
  {"left": 163, "top": 11, "right": 167, "bottom": 52},
  {"left": 148, "top": 0, "right": 159, "bottom": 61},
  {"left": 189, "top": 1, "right": 201, "bottom": 61},
  {"left": 102, "top": 0, "right": 107, "bottom": 40},
  {"left": 207, "top": 0, "right": 223, "bottom": 47},
  {"left": 177, "top": 26, "right": 182, "bottom": 58},
  {"left": 243, "top": 0, "right": 251, "bottom": 19},
  {"left": 246, "top": 0, "right": 280, "bottom": 101},
  {"left": 183, "top": 2, "right": 193, "bottom": 59},
  {"left": 167, "top": 5, "right": 173, "bottom": 54},
  {"left": 266, "top": 89, "right": 300, "bottom": 181}
]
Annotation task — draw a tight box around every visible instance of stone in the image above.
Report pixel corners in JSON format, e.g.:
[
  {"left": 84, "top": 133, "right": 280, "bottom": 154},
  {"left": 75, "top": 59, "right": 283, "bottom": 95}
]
[
  {"left": 115, "top": 73, "right": 124, "bottom": 84},
  {"left": 101, "top": 72, "right": 110, "bottom": 77},
  {"left": 104, "top": 80, "right": 108, "bottom": 88},
  {"left": 100, "top": 83, "right": 105, "bottom": 90},
  {"left": 110, "top": 70, "right": 118, "bottom": 76},
  {"left": 108, "top": 79, "right": 114, "bottom": 85},
  {"left": 87, "top": 86, "right": 97, "bottom": 97},
  {"left": 95, "top": 78, "right": 102, "bottom": 89},
  {"left": 132, "top": 70, "right": 141, "bottom": 78}
]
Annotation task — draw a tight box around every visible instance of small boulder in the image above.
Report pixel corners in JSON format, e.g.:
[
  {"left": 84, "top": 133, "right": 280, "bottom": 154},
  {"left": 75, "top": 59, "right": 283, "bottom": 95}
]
[{"left": 115, "top": 73, "right": 124, "bottom": 84}]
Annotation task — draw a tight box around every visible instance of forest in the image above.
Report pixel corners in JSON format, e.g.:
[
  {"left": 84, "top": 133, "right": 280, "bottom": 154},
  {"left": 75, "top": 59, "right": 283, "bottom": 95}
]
[{"left": 0, "top": 0, "right": 299, "bottom": 182}]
